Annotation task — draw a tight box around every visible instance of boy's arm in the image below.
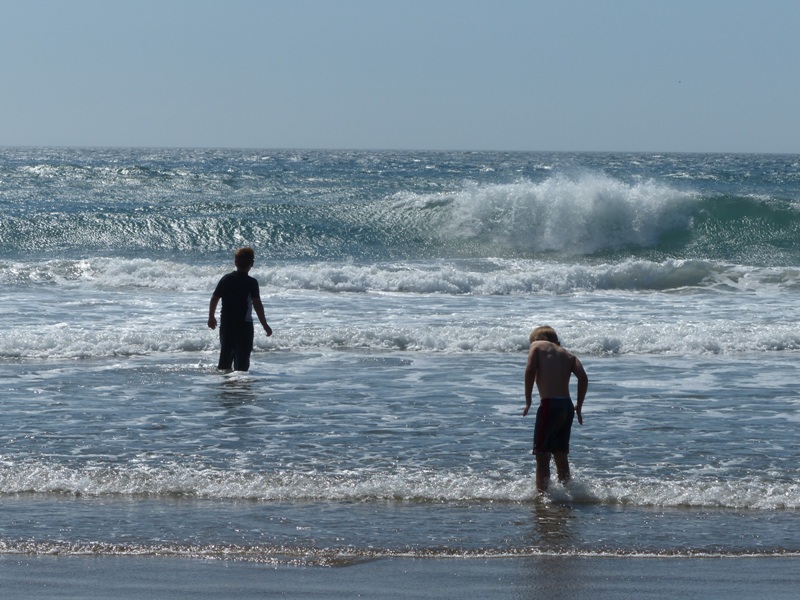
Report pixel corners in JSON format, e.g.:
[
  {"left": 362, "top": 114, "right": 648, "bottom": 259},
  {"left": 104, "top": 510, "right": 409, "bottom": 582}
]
[
  {"left": 252, "top": 297, "right": 273, "bottom": 336},
  {"left": 208, "top": 295, "right": 220, "bottom": 329},
  {"left": 573, "top": 357, "right": 588, "bottom": 425},
  {"left": 523, "top": 346, "right": 537, "bottom": 416}
]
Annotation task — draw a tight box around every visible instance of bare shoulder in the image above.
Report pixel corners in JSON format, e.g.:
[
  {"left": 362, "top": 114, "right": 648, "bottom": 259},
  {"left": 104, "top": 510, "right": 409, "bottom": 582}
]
[
  {"left": 528, "top": 340, "right": 552, "bottom": 358},
  {"left": 530, "top": 340, "right": 558, "bottom": 351},
  {"left": 532, "top": 340, "right": 566, "bottom": 356}
]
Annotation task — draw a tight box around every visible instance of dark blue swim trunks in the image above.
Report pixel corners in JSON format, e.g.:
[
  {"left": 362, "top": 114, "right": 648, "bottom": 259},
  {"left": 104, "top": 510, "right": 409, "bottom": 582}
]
[{"left": 533, "top": 397, "right": 575, "bottom": 454}]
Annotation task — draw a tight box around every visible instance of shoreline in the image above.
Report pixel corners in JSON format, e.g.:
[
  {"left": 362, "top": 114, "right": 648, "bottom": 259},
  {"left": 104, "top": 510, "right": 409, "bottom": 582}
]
[{"left": 3, "top": 555, "right": 799, "bottom": 600}]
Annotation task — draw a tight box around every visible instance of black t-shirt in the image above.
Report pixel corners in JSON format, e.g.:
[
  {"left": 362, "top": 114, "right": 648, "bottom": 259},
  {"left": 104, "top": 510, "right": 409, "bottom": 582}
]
[{"left": 213, "top": 271, "right": 260, "bottom": 326}]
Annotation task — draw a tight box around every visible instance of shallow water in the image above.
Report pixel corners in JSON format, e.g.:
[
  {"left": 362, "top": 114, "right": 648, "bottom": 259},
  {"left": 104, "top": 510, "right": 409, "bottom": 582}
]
[
  {"left": 2, "top": 148, "right": 799, "bottom": 564},
  {"left": 2, "top": 349, "right": 799, "bottom": 562}
]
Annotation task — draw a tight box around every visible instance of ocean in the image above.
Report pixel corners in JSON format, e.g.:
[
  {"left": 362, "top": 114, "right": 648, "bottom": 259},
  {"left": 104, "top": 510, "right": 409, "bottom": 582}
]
[{"left": 1, "top": 147, "right": 799, "bottom": 567}]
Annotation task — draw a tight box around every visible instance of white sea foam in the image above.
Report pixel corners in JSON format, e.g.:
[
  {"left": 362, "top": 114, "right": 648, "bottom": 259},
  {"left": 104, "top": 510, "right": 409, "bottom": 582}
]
[
  {"left": 3, "top": 255, "right": 800, "bottom": 359},
  {"left": 5, "top": 256, "right": 800, "bottom": 295},
  {"left": 2, "top": 462, "right": 797, "bottom": 510},
  {"left": 4, "top": 309, "right": 800, "bottom": 359}
]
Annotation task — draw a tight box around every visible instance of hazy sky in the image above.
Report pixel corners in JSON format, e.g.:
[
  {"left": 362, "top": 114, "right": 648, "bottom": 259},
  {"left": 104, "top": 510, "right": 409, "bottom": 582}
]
[{"left": 2, "top": 0, "right": 798, "bottom": 152}]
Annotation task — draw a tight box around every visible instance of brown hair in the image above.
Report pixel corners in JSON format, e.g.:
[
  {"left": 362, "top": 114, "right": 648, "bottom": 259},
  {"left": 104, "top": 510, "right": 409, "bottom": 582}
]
[
  {"left": 234, "top": 247, "right": 255, "bottom": 267},
  {"left": 530, "top": 325, "right": 559, "bottom": 345}
]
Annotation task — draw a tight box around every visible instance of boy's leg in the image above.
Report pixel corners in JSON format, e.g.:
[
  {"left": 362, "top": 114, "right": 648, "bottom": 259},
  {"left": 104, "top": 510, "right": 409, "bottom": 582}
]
[
  {"left": 232, "top": 323, "right": 255, "bottom": 372},
  {"left": 553, "top": 451, "right": 570, "bottom": 484},
  {"left": 217, "top": 327, "right": 234, "bottom": 371},
  {"left": 535, "top": 452, "right": 551, "bottom": 493}
]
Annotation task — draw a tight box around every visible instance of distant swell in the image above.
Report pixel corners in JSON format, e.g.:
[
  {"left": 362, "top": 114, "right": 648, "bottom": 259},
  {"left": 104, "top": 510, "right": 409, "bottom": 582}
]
[{"left": 4, "top": 172, "right": 800, "bottom": 265}]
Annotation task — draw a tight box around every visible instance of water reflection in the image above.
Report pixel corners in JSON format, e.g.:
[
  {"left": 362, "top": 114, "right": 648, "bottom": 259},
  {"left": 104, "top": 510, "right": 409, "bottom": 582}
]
[
  {"left": 533, "top": 500, "right": 575, "bottom": 549},
  {"left": 217, "top": 373, "right": 260, "bottom": 405},
  {"left": 514, "top": 501, "right": 583, "bottom": 600}
]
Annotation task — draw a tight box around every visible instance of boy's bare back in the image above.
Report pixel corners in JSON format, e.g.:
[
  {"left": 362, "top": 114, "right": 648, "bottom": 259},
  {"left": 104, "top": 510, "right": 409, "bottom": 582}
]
[
  {"left": 524, "top": 340, "right": 588, "bottom": 423},
  {"left": 527, "top": 341, "right": 576, "bottom": 397}
]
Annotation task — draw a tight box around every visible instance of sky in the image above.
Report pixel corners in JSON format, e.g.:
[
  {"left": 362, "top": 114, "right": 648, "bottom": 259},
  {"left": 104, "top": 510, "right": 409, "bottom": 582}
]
[{"left": 1, "top": 0, "right": 798, "bottom": 153}]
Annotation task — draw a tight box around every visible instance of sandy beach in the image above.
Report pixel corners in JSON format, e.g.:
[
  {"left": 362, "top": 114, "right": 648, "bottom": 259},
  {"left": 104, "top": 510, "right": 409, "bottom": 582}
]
[{"left": 3, "top": 555, "right": 799, "bottom": 599}]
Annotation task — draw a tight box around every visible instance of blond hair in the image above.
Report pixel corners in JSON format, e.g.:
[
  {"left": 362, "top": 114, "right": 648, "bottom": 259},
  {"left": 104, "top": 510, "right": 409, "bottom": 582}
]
[{"left": 530, "top": 325, "right": 559, "bottom": 345}]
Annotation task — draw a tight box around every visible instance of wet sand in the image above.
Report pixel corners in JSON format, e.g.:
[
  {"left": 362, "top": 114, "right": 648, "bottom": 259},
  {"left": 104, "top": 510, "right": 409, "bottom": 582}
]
[{"left": 2, "top": 555, "right": 799, "bottom": 599}]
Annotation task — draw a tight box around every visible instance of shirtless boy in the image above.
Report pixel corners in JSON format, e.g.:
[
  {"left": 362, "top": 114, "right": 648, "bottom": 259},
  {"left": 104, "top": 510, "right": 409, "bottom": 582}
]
[{"left": 523, "top": 326, "right": 588, "bottom": 493}]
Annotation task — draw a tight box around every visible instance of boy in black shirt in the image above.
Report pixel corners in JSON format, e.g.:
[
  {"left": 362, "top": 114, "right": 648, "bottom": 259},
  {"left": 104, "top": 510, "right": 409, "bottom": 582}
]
[{"left": 208, "top": 247, "right": 273, "bottom": 371}]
